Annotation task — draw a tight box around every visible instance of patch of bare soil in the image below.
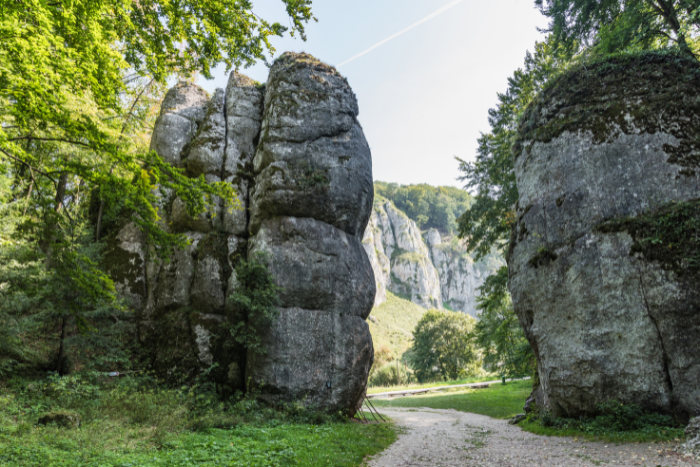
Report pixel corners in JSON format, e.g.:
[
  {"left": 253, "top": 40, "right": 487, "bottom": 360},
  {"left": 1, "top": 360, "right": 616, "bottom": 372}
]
[{"left": 368, "top": 407, "right": 697, "bottom": 467}]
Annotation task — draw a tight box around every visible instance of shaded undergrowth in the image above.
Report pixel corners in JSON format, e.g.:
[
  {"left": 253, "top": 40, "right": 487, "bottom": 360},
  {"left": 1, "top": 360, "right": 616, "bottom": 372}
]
[
  {"left": 0, "top": 372, "right": 396, "bottom": 467},
  {"left": 520, "top": 400, "right": 686, "bottom": 443}
]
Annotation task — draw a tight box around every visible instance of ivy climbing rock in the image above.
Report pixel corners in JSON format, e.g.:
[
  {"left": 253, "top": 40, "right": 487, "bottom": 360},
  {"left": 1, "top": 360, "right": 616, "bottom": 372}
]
[
  {"left": 508, "top": 51, "right": 700, "bottom": 420},
  {"left": 246, "top": 53, "right": 375, "bottom": 414}
]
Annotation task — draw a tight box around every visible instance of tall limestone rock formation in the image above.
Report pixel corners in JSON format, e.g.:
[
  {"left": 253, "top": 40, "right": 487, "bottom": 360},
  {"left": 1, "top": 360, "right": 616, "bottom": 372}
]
[
  {"left": 361, "top": 200, "right": 503, "bottom": 316},
  {"left": 508, "top": 51, "right": 700, "bottom": 420},
  {"left": 247, "top": 53, "right": 375, "bottom": 413},
  {"left": 105, "top": 53, "right": 375, "bottom": 413}
]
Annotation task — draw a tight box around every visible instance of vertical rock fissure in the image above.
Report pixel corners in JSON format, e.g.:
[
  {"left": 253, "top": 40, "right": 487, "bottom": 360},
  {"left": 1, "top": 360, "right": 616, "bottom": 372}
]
[
  {"left": 221, "top": 88, "right": 228, "bottom": 182},
  {"left": 637, "top": 264, "right": 675, "bottom": 401}
]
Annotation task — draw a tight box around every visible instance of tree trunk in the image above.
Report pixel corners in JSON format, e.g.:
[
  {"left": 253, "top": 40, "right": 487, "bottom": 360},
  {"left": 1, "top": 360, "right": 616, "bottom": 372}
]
[
  {"left": 56, "top": 314, "right": 67, "bottom": 375},
  {"left": 44, "top": 173, "right": 68, "bottom": 267},
  {"left": 95, "top": 198, "right": 105, "bottom": 241}
]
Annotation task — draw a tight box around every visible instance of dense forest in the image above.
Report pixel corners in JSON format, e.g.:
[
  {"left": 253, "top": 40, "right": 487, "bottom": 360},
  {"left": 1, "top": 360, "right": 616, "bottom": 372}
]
[{"left": 374, "top": 182, "right": 473, "bottom": 235}]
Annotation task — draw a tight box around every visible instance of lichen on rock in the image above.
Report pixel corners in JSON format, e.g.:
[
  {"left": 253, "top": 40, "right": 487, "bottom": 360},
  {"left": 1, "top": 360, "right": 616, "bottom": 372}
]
[{"left": 508, "top": 50, "right": 700, "bottom": 420}]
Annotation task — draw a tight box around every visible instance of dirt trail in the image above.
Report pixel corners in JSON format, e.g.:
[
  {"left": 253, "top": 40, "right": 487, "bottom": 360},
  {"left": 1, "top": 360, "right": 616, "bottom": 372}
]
[{"left": 368, "top": 407, "right": 696, "bottom": 467}]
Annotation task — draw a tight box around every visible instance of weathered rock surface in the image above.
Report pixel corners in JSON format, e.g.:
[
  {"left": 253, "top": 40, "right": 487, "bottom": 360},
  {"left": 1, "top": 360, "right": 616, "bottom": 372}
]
[
  {"left": 360, "top": 200, "right": 503, "bottom": 315},
  {"left": 149, "top": 83, "right": 209, "bottom": 166},
  {"left": 186, "top": 89, "right": 226, "bottom": 177},
  {"left": 222, "top": 72, "right": 264, "bottom": 236},
  {"left": 426, "top": 229, "right": 505, "bottom": 317},
  {"left": 107, "top": 54, "right": 376, "bottom": 413},
  {"left": 680, "top": 417, "right": 700, "bottom": 461},
  {"left": 247, "top": 53, "right": 375, "bottom": 414},
  {"left": 249, "top": 216, "right": 375, "bottom": 319},
  {"left": 109, "top": 82, "right": 250, "bottom": 390},
  {"left": 362, "top": 209, "right": 391, "bottom": 307},
  {"left": 508, "top": 52, "right": 700, "bottom": 419},
  {"left": 249, "top": 53, "right": 373, "bottom": 237},
  {"left": 104, "top": 221, "right": 147, "bottom": 311},
  {"left": 248, "top": 308, "right": 373, "bottom": 412},
  {"left": 371, "top": 201, "right": 442, "bottom": 309}
]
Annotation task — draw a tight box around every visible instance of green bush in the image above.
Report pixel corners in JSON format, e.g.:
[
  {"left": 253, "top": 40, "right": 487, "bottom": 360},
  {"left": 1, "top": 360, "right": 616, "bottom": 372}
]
[
  {"left": 0, "top": 372, "right": 397, "bottom": 467},
  {"left": 531, "top": 400, "right": 684, "bottom": 440},
  {"left": 369, "top": 362, "right": 413, "bottom": 387},
  {"left": 410, "top": 309, "right": 481, "bottom": 382}
]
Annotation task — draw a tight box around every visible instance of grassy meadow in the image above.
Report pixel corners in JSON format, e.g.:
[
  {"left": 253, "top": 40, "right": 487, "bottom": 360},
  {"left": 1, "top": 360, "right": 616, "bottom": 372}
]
[
  {"left": 372, "top": 379, "right": 532, "bottom": 419},
  {"left": 366, "top": 291, "right": 426, "bottom": 362},
  {"left": 0, "top": 374, "right": 396, "bottom": 467}
]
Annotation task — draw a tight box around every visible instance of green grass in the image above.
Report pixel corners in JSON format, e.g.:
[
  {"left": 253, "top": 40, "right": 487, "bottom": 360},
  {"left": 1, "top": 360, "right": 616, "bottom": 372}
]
[
  {"left": 367, "top": 291, "right": 426, "bottom": 362},
  {"left": 0, "top": 422, "right": 395, "bottom": 467},
  {"left": 0, "top": 374, "right": 396, "bottom": 467},
  {"left": 372, "top": 379, "right": 532, "bottom": 419},
  {"left": 519, "top": 399, "right": 687, "bottom": 443},
  {"left": 519, "top": 420, "right": 685, "bottom": 444},
  {"left": 367, "top": 374, "right": 503, "bottom": 394}
]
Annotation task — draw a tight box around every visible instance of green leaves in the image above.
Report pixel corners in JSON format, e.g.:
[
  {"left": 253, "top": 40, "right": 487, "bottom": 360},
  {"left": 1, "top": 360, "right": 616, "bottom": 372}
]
[
  {"left": 0, "top": 0, "right": 312, "bottom": 373},
  {"left": 226, "top": 253, "right": 281, "bottom": 357},
  {"left": 457, "top": 38, "right": 569, "bottom": 260},
  {"left": 410, "top": 309, "right": 480, "bottom": 383},
  {"left": 535, "top": 0, "right": 700, "bottom": 58},
  {"left": 374, "top": 182, "right": 472, "bottom": 234},
  {"left": 473, "top": 267, "right": 534, "bottom": 378}
]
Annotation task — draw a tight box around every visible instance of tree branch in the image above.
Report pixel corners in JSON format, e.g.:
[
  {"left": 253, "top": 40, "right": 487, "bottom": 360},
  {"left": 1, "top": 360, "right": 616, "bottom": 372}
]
[
  {"left": 0, "top": 148, "right": 58, "bottom": 184},
  {"left": 9, "top": 136, "right": 93, "bottom": 148}
]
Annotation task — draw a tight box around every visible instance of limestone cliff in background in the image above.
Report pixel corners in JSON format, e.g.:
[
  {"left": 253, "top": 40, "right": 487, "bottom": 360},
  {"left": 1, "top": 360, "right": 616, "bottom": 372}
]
[
  {"left": 508, "top": 51, "right": 700, "bottom": 420},
  {"left": 362, "top": 199, "right": 503, "bottom": 317}
]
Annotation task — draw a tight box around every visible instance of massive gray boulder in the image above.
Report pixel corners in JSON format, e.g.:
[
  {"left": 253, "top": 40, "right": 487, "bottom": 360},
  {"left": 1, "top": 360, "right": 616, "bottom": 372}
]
[
  {"left": 105, "top": 80, "right": 263, "bottom": 390},
  {"left": 248, "top": 53, "right": 373, "bottom": 237},
  {"left": 246, "top": 53, "right": 375, "bottom": 413},
  {"left": 508, "top": 52, "right": 700, "bottom": 420},
  {"left": 249, "top": 217, "right": 375, "bottom": 319}
]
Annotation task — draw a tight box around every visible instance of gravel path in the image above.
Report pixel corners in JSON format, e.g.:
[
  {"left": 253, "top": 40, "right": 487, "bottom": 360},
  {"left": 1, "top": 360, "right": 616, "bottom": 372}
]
[{"left": 368, "top": 407, "right": 697, "bottom": 467}]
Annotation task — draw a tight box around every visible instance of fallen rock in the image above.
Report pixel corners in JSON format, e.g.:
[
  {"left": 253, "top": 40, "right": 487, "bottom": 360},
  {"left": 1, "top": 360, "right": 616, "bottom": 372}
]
[{"left": 508, "top": 414, "right": 526, "bottom": 425}]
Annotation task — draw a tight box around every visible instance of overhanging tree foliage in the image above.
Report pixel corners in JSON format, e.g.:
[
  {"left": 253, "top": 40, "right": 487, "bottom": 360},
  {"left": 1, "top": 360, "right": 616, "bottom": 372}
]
[
  {"left": 536, "top": 0, "right": 700, "bottom": 57},
  {"left": 0, "top": 0, "right": 313, "bottom": 374},
  {"left": 455, "top": 39, "right": 571, "bottom": 378}
]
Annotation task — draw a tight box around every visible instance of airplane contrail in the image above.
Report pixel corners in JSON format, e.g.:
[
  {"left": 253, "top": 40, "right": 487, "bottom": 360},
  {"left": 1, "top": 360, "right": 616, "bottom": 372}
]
[{"left": 337, "top": 0, "right": 466, "bottom": 68}]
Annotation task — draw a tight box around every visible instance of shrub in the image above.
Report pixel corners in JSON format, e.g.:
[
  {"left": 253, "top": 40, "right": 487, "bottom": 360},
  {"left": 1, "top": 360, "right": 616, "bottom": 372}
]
[
  {"left": 369, "top": 361, "right": 412, "bottom": 387},
  {"left": 535, "top": 400, "right": 682, "bottom": 437}
]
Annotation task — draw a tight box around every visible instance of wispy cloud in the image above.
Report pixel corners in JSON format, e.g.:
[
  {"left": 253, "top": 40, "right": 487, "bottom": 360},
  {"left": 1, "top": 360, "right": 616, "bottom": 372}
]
[{"left": 337, "top": 0, "right": 466, "bottom": 68}]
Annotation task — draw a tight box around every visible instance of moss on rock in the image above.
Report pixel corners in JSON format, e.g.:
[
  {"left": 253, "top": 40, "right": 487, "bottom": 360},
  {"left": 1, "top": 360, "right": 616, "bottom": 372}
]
[
  {"left": 515, "top": 50, "right": 700, "bottom": 171},
  {"left": 597, "top": 198, "right": 700, "bottom": 278}
]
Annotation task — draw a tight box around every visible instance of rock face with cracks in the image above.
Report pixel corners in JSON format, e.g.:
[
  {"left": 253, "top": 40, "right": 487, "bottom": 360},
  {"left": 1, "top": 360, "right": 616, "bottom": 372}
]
[
  {"left": 360, "top": 200, "right": 503, "bottom": 316},
  {"left": 246, "top": 53, "right": 375, "bottom": 414},
  {"left": 104, "top": 53, "right": 375, "bottom": 414},
  {"left": 508, "top": 51, "right": 700, "bottom": 420}
]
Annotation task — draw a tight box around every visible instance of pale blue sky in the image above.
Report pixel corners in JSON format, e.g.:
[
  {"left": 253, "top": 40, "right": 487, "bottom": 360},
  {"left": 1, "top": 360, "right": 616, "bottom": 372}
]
[{"left": 199, "top": 0, "right": 548, "bottom": 188}]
